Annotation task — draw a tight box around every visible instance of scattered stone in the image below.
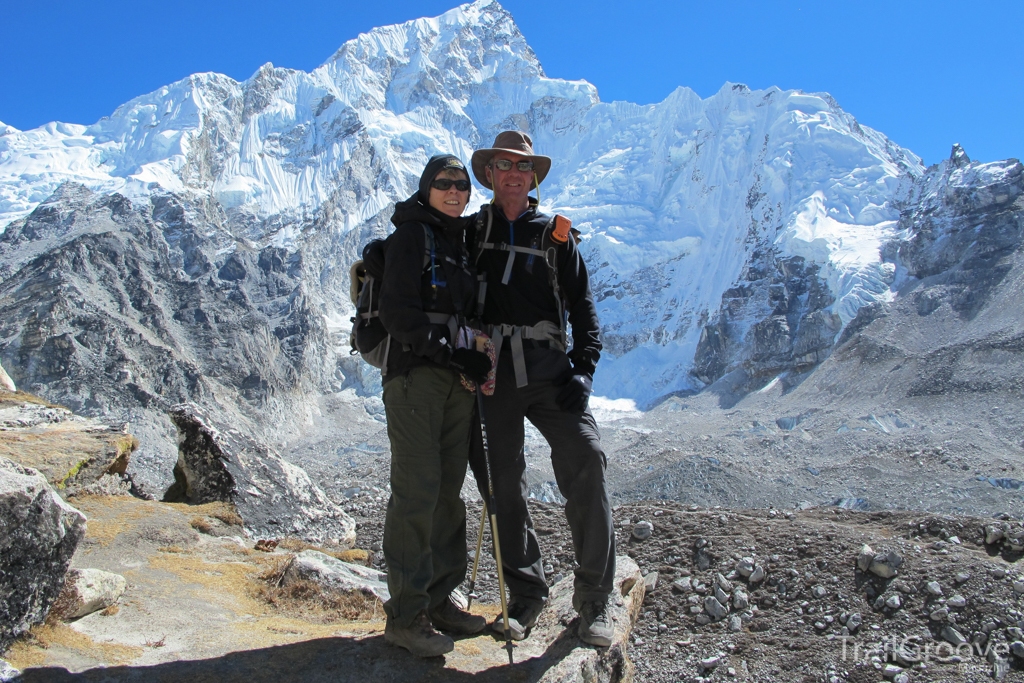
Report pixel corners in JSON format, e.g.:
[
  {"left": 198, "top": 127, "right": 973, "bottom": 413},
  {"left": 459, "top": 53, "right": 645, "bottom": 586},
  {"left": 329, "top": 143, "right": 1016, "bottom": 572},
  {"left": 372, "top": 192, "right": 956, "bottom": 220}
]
[
  {"left": 729, "top": 615, "right": 742, "bottom": 632},
  {"left": 716, "top": 573, "right": 733, "bottom": 592},
  {"left": 882, "top": 663, "right": 903, "bottom": 679},
  {"left": 812, "top": 585, "right": 827, "bottom": 599},
  {"left": 942, "top": 625, "right": 968, "bottom": 646},
  {"left": 869, "top": 550, "right": 903, "bottom": 578},
  {"left": 1011, "top": 641, "right": 1024, "bottom": 659},
  {"left": 643, "top": 571, "right": 659, "bottom": 592},
  {"left": 672, "top": 577, "right": 693, "bottom": 593},
  {"left": 704, "top": 596, "right": 729, "bottom": 621},
  {"left": 700, "top": 654, "right": 723, "bottom": 670},
  {"left": 846, "top": 612, "right": 863, "bottom": 634},
  {"left": 54, "top": 568, "right": 128, "bottom": 619},
  {"left": 993, "top": 568, "right": 1007, "bottom": 580},
  {"left": 632, "top": 520, "right": 654, "bottom": 541},
  {"left": 925, "top": 581, "right": 943, "bottom": 596},
  {"left": 749, "top": 565, "right": 766, "bottom": 583},
  {"left": 954, "top": 572, "right": 971, "bottom": 584},
  {"left": 856, "top": 544, "right": 874, "bottom": 571},
  {"left": 930, "top": 607, "right": 949, "bottom": 621},
  {"left": 1014, "top": 581, "right": 1024, "bottom": 595},
  {"left": 0, "top": 458, "right": 87, "bottom": 651},
  {"left": 736, "top": 558, "right": 754, "bottom": 577},
  {"left": 733, "top": 589, "right": 749, "bottom": 610},
  {"left": 985, "top": 525, "right": 1005, "bottom": 544},
  {"left": 947, "top": 594, "right": 967, "bottom": 608},
  {"left": 885, "top": 594, "right": 902, "bottom": 610}
]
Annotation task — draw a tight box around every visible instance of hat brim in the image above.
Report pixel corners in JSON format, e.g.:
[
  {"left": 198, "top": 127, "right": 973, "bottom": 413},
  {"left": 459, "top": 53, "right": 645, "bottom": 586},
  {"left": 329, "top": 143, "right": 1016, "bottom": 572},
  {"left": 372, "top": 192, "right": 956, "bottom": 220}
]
[{"left": 471, "top": 148, "right": 551, "bottom": 191}]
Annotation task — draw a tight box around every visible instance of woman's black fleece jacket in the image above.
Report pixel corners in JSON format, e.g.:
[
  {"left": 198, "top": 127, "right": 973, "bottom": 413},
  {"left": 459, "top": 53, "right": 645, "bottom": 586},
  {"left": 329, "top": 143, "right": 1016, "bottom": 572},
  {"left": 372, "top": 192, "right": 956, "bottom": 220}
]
[{"left": 377, "top": 195, "right": 476, "bottom": 384}]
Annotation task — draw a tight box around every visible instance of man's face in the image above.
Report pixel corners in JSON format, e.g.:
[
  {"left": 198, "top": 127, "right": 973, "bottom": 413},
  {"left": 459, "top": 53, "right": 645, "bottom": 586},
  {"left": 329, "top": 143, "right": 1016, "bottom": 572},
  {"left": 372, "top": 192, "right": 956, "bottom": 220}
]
[{"left": 486, "top": 151, "right": 531, "bottom": 206}]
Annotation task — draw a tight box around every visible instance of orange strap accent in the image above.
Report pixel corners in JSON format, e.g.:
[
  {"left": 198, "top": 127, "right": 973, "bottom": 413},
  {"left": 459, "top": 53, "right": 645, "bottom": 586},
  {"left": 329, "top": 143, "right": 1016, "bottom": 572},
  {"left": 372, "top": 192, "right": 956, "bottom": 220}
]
[{"left": 552, "top": 215, "right": 572, "bottom": 244}]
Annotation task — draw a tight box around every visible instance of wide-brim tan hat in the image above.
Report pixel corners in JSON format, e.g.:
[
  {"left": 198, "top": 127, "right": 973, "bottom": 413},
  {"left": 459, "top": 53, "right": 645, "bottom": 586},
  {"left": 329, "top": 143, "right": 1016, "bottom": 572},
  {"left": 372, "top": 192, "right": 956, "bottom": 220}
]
[{"left": 471, "top": 131, "right": 552, "bottom": 190}]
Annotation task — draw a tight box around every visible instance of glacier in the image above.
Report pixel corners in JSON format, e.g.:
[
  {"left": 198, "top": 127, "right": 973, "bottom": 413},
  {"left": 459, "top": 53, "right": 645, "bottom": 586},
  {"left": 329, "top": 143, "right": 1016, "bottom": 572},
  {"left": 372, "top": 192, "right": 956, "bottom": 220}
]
[{"left": 0, "top": 0, "right": 926, "bottom": 408}]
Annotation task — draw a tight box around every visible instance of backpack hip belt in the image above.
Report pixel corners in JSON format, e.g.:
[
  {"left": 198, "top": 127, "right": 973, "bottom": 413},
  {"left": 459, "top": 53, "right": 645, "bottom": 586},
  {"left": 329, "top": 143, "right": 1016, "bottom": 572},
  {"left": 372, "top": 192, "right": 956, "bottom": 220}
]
[{"left": 487, "top": 321, "right": 566, "bottom": 388}]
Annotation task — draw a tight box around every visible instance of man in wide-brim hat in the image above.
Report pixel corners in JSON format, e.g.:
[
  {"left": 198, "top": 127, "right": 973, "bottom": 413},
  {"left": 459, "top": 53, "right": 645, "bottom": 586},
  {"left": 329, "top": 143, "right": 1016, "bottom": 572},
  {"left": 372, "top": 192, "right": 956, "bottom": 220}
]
[{"left": 467, "top": 130, "right": 615, "bottom": 648}]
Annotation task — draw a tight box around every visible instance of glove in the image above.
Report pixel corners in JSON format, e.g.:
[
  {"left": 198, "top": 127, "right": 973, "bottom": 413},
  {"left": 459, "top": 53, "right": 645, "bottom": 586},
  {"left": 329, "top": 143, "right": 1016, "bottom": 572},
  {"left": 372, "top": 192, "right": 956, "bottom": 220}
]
[
  {"left": 449, "top": 348, "right": 491, "bottom": 384},
  {"left": 557, "top": 373, "right": 593, "bottom": 414}
]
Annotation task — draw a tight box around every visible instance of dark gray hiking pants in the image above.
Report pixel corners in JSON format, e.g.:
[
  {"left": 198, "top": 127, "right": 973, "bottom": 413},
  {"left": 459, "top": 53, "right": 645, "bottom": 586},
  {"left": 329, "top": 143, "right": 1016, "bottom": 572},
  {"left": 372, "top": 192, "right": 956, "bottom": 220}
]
[
  {"left": 382, "top": 366, "right": 475, "bottom": 627},
  {"left": 469, "top": 351, "right": 615, "bottom": 606}
]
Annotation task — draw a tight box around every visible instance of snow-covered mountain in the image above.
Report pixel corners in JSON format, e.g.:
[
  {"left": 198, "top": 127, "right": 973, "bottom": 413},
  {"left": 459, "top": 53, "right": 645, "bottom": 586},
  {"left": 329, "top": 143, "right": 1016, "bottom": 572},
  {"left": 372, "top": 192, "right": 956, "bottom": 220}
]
[{"left": 0, "top": 0, "right": 931, "bottom": 410}]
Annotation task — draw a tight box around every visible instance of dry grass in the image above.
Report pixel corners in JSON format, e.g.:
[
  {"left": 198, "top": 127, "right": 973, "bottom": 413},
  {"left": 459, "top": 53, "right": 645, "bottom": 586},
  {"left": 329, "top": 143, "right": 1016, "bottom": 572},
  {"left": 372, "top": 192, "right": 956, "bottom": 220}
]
[
  {"left": 189, "top": 516, "right": 215, "bottom": 534},
  {"left": 0, "top": 388, "right": 65, "bottom": 410},
  {"left": 251, "top": 557, "right": 382, "bottom": 623},
  {"left": 169, "top": 500, "right": 244, "bottom": 527},
  {"left": 5, "top": 622, "right": 143, "bottom": 670},
  {"left": 276, "top": 538, "right": 370, "bottom": 565}
]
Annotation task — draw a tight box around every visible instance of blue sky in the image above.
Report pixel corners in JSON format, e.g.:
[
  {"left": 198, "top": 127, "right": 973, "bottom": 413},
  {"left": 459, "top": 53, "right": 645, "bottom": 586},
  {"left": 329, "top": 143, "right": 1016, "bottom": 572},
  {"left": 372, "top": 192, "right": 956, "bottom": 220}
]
[{"left": 2, "top": 0, "right": 1020, "bottom": 165}]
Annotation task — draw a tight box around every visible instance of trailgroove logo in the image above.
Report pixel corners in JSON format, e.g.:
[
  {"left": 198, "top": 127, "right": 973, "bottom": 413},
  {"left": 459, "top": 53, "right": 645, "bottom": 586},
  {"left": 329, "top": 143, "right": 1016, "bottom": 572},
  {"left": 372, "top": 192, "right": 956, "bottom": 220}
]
[{"left": 840, "top": 635, "right": 1010, "bottom": 665}]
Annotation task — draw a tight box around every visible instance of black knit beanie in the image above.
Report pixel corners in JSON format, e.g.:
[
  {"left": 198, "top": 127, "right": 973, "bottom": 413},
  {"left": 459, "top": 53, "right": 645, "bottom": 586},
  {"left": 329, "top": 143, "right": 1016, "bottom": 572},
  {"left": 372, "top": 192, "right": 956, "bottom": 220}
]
[{"left": 418, "top": 154, "right": 471, "bottom": 205}]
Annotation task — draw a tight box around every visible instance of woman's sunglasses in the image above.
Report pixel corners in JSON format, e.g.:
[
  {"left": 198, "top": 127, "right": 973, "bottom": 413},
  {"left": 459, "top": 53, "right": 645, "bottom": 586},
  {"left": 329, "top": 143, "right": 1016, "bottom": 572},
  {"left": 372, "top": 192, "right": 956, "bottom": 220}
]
[
  {"left": 431, "top": 179, "right": 471, "bottom": 191},
  {"left": 490, "top": 159, "right": 535, "bottom": 172}
]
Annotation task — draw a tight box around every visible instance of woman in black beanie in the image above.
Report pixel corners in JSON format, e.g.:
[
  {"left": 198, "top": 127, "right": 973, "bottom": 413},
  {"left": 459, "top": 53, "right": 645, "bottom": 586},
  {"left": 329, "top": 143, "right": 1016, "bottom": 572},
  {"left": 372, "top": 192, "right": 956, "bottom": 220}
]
[{"left": 378, "top": 154, "right": 491, "bottom": 657}]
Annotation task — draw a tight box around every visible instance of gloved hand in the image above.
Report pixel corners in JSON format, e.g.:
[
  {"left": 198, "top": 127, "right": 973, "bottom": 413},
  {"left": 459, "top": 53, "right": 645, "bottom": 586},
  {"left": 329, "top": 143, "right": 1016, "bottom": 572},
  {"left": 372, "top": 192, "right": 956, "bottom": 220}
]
[
  {"left": 557, "top": 373, "right": 593, "bottom": 414},
  {"left": 449, "top": 348, "right": 491, "bottom": 384}
]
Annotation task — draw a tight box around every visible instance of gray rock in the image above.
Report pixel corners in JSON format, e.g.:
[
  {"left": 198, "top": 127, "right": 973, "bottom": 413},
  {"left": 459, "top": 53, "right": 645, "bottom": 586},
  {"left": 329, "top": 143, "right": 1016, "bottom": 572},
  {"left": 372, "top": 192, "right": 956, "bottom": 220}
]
[
  {"left": 733, "top": 589, "right": 749, "bottom": 610},
  {"left": 729, "top": 615, "right": 742, "bottom": 632},
  {"left": 856, "top": 544, "right": 874, "bottom": 571},
  {"left": 167, "top": 404, "right": 355, "bottom": 546},
  {"left": 643, "top": 571, "right": 659, "bottom": 592},
  {"left": 930, "top": 607, "right": 949, "bottom": 621},
  {"left": 0, "top": 458, "right": 86, "bottom": 651},
  {"left": 985, "top": 524, "right": 1005, "bottom": 544},
  {"left": 947, "top": 594, "right": 967, "bottom": 608},
  {"left": 881, "top": 664, "right": 903, "bottom": 679},
  {"left": 715, "top": 586, "right": 730, "bottom": 606},
  {"left": 283, "top": 549, "right": 390, "bottom": 602},
  {"left": 885, "top": 594, "right": 902, "bottom": 610},
  {"left": 749, "top": 565, "right": 766, "bottom": 583},
  {"left": 0, "top": 659, "right": 20, "bottom": 683},
  {"left": 700, "top": 654, "right": 723, "bottom": 669},
  {"left": 704, "top": 596, "right": 729, "bottom": 621},
  {"left": 846, "top": 612, "right": 863, "bottom": 634},
  {"left": 1011, "top": 641, "right": 1024, "bottom": 659},
  {"left": 954, "top": 572, "right": 971, "bottom": 584},
  {"left": 632, "top": 520, "right": 653, "bottom": 541},
  {"left": 735, "top": 557, "right": 754, "bottom": 577},
  {"left": 942, "top": 625, "right": 968, "bottom": 646},
  {"left": 672, "top": 577, "right": 693, "bottom": 593},
  {"left": 925, "top": 581, "right": 943, "bottom": 596},
  {"left": 993, "top": 657, "right": 1011, "bottom": 680},
  {"left": 56, "top": 568, "right": 128, "bottom": 619},
  {"left": 716, "top": 573, "right": 733, "bottom": 592},
  {"left": 893, "top": 674, "right": 910, "bottom": 683},
  {"left": 869, "top": 550, "right": 903, "bottom": 578},
  {"left": 812, "top": 585, "right": 827, "bottom": 599},
  {"left": 1014, "top": 581, "right": 1024, "bottom": 595}
]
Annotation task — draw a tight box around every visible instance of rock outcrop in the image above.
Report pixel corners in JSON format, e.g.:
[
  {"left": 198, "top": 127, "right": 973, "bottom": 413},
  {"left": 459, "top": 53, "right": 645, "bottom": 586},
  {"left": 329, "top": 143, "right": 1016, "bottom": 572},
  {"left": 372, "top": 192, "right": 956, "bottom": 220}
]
[
  {"left": 165, "top": 403, "right": 355, "bottom": 547},
  {"left": 0, "top": 362, "right": 14, "bottom": 392},
  {"left": 282, "top": 549, "right": 389, "bottom": 602},
  {"left": 51, "top": 568, "right": 127, "bottom": 620},
  {"left": 0, "top": 458, "right": 86, "bottom": 651}
]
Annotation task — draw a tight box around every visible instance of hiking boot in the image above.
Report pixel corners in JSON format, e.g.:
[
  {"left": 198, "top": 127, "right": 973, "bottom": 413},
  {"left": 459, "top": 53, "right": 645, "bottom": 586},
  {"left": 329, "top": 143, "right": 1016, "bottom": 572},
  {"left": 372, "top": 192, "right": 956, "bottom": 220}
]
[
  {"left": 578, "top": 599, "right": 613, "bottom": 647},
  {"left": 491, "top": 597, "right": 544, "bottom": 640},
  {"left": 384, "top": 611, "right": 455, "bottom": 658},
  {"left": 429, "top": 593, "right": 487, "bottom": 635}
]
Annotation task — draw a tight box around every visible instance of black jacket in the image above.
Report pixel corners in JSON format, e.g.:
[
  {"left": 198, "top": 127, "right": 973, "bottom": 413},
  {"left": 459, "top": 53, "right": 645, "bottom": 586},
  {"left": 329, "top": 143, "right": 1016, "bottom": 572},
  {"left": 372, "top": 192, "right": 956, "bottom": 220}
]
[
  {"left": 378, "top": 195, "right": 476, "bottom": 384},
  {"left": 469, "top": 201, "right": 602, "bottom": 377}
]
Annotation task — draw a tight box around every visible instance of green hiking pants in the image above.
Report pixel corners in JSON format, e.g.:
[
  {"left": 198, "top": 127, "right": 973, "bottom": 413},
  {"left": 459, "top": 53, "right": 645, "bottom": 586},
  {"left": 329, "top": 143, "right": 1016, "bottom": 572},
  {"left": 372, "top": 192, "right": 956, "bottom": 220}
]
[{"left": 382, "top": 365, "right": 475, "bottom": 627}]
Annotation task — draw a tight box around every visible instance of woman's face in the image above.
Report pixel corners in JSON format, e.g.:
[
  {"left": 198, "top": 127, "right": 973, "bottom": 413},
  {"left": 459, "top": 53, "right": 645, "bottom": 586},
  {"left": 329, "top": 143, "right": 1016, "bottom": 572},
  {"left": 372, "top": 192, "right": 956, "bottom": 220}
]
[{"left": 428, "top": 170, "right": 470, "bottom": 217}]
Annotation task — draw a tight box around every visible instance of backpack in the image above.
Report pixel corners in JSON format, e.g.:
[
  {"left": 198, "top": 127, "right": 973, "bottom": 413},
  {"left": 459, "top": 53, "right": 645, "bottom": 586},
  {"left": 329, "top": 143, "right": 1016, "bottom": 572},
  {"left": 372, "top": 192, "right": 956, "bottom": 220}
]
[{"left": 349, "top": 225, "right": 460, "bottom": 372}]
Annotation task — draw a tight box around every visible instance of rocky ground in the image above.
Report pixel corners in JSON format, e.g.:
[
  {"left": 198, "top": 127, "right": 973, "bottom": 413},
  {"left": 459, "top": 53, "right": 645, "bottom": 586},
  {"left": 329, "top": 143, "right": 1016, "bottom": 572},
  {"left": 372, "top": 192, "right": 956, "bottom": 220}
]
[{"left": 345, "top": 496, "right": 1024, "bottom": 683}]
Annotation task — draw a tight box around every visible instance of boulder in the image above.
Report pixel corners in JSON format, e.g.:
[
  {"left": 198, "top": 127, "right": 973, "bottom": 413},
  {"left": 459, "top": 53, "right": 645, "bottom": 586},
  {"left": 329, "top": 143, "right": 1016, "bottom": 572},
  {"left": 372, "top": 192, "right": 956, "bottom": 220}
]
[
  {"left": 53, "top": 568, "right": 128, "bottom": 619},
  {"left": 165, "top": 404, "right": 355, "bottom": 547},
  {"left": 0, "top": 458, "right": 86, "bottom": 651},
  {"left": 282, "top": 550, "right": 389, "bottom": 602},
  {"left": 0, "top": 659, "right": 20, "bottom": 682}
]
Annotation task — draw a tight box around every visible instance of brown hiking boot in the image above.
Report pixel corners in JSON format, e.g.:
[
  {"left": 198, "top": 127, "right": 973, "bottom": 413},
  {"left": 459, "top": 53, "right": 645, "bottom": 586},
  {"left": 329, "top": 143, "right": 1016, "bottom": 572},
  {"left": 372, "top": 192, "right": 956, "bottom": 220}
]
[
  {"left": 429, "top": 593, "right": 487, "bottom": 635},
  {"left": 491, "top": 597, "right": 544, "bottom": 640},
  {"left": 578, "top": 599, "right": 613, "bottom": 647},
  {"left": 384, "top": 611, "right": 455, "bottom": 658}
]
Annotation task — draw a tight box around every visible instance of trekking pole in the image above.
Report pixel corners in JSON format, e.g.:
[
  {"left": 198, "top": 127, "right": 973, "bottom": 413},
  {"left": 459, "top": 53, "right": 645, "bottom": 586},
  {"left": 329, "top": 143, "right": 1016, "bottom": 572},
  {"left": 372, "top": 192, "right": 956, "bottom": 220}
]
[
  {"left": 474, "top": 338, "right": 514, "bottom": 664},
  {"left": 466, "top": 503, "right": 487, "bottom": 609}
]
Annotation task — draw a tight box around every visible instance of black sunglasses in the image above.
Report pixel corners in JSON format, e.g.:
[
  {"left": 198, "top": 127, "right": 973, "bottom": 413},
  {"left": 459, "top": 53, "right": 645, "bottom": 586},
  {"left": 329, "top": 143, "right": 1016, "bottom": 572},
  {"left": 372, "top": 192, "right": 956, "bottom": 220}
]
[
  {"left": 490, "top": 159, "right": 535, "bottom": 172},
  {"left": 430, "top": 178, "right": 471, "bottom": 191}
]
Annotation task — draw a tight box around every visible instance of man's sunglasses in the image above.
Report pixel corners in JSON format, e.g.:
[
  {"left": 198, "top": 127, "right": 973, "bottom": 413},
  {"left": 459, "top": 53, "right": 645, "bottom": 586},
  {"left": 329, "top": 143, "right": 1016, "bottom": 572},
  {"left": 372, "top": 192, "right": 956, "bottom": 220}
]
[
  {"left": 430, "top": 179, "right": 471, "bottom": 191},
  {"left": 490, "top": 159, "right": 535, "bottom": 172}
]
